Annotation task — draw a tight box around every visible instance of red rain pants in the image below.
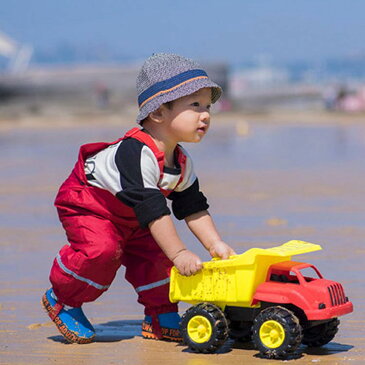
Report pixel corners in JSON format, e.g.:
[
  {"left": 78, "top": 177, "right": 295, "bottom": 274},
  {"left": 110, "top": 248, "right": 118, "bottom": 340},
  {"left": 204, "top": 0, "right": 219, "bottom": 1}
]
[{"left": 49, "top": 128, "right": 178, "bottom": 316}]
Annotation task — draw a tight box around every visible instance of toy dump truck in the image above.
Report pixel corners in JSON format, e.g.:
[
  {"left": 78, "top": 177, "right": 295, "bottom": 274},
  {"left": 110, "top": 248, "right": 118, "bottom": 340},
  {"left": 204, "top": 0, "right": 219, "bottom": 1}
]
[{"left": 169, "top": 240, "right": 353, "bottom": 359}]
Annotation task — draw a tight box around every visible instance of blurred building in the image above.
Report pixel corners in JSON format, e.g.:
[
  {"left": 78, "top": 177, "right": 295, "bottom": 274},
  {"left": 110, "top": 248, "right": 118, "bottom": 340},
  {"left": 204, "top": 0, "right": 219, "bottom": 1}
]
[
  {"left": 230, "top": 65, "right": 289, "bottom": 98},
  {"left": 229, "top": 61, "right": 322, "bottom": 110},
  {"left": 0, "top": 52, "right": 230, "bottom": 117}
]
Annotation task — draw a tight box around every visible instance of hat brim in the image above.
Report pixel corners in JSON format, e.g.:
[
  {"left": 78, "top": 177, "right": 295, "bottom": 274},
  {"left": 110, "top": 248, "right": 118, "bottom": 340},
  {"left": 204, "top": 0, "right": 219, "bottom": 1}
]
[{"left": 136, "top": 78, "right": 222, "bottom": 123}]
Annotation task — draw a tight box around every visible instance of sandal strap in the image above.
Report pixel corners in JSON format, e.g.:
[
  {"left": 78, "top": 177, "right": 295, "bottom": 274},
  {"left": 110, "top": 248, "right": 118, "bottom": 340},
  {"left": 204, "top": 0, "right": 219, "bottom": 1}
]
[{"left": 48, "top": 302, "right": 64, "bottom": 321}]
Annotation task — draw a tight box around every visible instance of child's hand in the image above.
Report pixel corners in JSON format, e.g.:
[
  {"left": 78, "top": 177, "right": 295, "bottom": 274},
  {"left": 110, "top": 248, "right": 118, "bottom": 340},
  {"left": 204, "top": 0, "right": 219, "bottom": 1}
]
[
  {"left": 209, "top": 240, "right": 236, "bottom": 260},
  {"left": 172, "top": 249, "right": 203, "bottom": 276}
]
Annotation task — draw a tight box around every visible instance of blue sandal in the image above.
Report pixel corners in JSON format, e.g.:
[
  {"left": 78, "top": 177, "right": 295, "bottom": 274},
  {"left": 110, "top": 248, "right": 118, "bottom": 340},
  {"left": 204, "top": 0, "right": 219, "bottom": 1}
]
[
  {"left": 42, "top": 288, "right": 95, "bottom": 344},
  {"left": 142, "top": 312, "right": 182, "bottom": 342}
]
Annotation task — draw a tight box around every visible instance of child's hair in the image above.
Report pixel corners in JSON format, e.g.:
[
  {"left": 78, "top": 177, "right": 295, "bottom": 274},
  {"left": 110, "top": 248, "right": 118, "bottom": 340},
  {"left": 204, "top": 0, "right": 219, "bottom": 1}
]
[{"left": 164, "top": 101, "right": 174, "bottom": 109}]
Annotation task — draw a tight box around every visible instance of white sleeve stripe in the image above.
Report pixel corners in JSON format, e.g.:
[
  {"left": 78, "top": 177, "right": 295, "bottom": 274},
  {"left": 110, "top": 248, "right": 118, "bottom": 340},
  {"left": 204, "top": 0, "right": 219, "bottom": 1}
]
[{"left": 140, "top": 145, "right": 160, "bottom": 189}]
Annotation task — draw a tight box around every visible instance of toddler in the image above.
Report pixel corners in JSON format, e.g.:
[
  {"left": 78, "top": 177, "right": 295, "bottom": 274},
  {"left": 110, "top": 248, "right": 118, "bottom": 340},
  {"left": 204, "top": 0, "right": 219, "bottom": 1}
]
[{"left": 42, "top": 53, "right": 235, "bottom": 343}]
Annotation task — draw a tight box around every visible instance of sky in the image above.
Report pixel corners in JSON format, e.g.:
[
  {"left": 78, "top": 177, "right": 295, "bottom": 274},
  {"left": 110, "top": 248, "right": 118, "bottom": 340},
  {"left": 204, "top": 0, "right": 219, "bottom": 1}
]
[{"left": 1, "top": 0, "right": 365, "bottom": 65}]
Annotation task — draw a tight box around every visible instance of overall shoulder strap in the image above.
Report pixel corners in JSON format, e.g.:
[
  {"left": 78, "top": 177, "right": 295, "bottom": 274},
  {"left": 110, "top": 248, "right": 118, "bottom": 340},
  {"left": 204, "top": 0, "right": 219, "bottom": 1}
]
[
  {"left": 79, "top": 134, "right": 126, "bottom": 159},
  {"left": 123, "top": 128, "right": 165, "bottom": 178}
]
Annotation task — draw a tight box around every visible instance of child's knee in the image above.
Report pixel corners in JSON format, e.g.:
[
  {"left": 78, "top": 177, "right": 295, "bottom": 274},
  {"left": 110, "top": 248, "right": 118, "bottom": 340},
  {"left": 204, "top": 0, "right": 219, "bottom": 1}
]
[{"left": 90, "top": 242, "right": 123, "bottom": 266}]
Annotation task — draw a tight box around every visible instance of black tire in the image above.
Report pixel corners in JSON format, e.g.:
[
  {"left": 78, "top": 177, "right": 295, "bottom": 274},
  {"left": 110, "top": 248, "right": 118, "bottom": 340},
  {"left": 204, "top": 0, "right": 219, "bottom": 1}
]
[
  {"left": 303, "top": 318, "right": 340, "bottom": 347},
  {"left": 252, "top": 306, "right": 303, "bottom": 359},
  {"left": 180, "top": 303, "right": 229, "bottom": 353}
]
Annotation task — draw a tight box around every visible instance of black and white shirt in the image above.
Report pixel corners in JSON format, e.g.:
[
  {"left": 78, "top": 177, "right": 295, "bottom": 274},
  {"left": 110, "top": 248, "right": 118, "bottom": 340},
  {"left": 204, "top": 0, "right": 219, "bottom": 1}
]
[{"left": 84, "top": 137, "right": 209, "bottom": 228}]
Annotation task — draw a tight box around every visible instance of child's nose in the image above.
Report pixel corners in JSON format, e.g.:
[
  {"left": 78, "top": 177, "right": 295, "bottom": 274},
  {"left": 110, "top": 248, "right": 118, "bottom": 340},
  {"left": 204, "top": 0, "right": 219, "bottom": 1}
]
[{"left": 200, "top": 110, "right": 210, "bottom": 122}]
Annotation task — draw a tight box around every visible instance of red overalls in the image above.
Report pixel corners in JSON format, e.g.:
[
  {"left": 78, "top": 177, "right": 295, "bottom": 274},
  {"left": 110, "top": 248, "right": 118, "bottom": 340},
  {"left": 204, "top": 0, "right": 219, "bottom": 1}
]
[{"left": 50, "top": 128, "right": 187, "bottom": 319}]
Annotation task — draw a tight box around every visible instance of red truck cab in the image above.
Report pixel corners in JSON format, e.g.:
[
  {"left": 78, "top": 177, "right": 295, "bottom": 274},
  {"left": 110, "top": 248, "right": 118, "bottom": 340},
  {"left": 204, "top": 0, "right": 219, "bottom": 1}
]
[{"left": 253, "top": 261, "right": 353, "bottom": 321}]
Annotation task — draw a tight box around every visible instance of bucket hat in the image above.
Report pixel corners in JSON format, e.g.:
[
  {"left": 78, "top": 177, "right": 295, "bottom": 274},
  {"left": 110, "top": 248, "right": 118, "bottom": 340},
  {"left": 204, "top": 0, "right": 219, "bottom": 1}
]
[{"left": 136, "top": 53, "right": 222, "bottom": 123}]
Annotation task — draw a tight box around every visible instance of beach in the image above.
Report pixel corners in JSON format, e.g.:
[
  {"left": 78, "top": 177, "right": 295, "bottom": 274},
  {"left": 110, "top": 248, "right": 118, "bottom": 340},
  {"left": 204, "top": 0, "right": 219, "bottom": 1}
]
[{"left": 1, "top": 109, "right": 365, "bottom": 364}]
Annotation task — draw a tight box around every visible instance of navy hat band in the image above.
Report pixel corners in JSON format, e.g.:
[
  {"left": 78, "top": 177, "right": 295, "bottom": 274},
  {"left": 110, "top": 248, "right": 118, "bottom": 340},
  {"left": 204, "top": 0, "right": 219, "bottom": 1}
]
[{"left": 138, "top": 69, "right": 208, "bottom": 107}]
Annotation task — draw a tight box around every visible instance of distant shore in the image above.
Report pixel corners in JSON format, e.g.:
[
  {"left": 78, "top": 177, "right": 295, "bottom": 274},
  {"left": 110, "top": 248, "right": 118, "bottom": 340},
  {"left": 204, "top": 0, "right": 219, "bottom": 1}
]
[{"left": 1, "top": 107, "right": 364, "bottom": 131}]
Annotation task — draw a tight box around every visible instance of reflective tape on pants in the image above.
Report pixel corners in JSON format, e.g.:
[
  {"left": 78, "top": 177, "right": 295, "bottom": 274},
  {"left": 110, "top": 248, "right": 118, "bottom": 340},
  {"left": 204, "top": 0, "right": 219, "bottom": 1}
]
[
  {"left": 56, "top": 254, "right": 110, "bottom": 291},
  {"left": 135, "top": 277, "right": 170, "bottom": 293}
]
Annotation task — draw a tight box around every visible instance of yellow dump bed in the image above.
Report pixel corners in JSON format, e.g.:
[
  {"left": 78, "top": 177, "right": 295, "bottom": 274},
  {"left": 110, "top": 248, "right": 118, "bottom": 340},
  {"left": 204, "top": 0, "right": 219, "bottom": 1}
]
[{"left": 169, "top": 240, "right": 321, "bottom": 308}]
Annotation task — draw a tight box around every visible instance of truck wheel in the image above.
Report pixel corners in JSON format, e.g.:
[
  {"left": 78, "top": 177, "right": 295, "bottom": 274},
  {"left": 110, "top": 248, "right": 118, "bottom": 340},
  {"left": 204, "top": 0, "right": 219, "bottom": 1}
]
[
  {"left": 303, "top": 318, "right": 340, "bottom": 347},
  {"left": 252, "top": 306, "right": 303, "bottom": 359},
  {"left": 180, "top": 303, "right": 229, "bottom": 353}
]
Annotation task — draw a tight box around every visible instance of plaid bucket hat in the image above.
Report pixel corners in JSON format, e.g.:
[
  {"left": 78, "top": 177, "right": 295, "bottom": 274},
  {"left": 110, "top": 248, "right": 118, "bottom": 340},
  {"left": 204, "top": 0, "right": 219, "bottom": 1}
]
[{"left": 136, "top": 53, "right": 222, "bottom": 123}]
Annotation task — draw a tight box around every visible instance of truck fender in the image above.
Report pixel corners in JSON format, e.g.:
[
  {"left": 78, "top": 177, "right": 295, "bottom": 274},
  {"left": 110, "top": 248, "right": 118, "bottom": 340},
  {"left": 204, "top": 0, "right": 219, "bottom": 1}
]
[
  {"left": 253, "top": 282, "right": 314, "bottom": 312},
  {"left": 252, "top": 291, "right": 291, "bottom": 306}
]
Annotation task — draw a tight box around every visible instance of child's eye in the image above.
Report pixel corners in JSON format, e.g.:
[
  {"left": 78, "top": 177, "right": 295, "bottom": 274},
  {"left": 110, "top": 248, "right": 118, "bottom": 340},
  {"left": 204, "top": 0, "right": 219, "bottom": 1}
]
[{"left": 191, "top": 102, "right": 211, "bottom": 110}]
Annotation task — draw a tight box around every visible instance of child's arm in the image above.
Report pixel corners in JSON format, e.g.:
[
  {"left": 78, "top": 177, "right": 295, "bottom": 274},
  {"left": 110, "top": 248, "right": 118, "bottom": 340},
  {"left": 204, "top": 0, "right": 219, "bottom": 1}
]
[
  {"left": 148, "top": 215, "right": 203, "bottom": 276},
  {"left": 185, "top": 210, "right": 236, "bottom": 259}
]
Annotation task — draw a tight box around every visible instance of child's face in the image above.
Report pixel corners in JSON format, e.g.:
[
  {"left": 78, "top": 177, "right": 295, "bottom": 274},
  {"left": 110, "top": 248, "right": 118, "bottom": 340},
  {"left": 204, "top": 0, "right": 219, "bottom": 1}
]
[{"left": 161, "top": 87, "right": 212, "bottom": 144}]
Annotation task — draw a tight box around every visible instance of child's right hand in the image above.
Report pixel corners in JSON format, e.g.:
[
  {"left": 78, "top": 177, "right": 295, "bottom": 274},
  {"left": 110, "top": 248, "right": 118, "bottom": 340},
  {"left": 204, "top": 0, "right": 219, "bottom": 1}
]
[{"left": 172, "top": 249, "right": 203, "bottom": 276}]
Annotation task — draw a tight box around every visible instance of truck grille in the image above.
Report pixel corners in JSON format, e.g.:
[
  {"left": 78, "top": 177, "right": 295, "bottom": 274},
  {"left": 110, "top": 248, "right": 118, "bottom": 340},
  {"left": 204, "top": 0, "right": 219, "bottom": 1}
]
[{"left": 328, "top": 283, "right": 346, "bottom": 306}]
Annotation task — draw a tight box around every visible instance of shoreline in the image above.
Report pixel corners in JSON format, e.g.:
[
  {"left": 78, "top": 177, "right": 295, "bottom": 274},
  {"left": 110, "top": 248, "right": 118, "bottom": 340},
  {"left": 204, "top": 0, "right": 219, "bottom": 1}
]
[{"left": 0, "top": 108, "right": 365, "bottom": 131}]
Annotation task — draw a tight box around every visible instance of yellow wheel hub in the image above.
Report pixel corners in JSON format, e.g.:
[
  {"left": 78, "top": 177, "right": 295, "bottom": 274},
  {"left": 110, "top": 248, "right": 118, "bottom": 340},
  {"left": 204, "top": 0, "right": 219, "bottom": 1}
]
[
  {"left": 187, "top": 315, "right": 213, "bottom": 343},
  {"left": 259, "top": 320, "right": 285, "bottom": 348}
]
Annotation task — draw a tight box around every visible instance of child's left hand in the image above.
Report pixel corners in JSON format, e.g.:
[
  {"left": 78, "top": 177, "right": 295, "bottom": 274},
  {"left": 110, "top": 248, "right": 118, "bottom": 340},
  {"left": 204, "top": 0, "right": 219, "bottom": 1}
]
[{"left": 209, "top": 240, "right": 236, "bottom": 260}]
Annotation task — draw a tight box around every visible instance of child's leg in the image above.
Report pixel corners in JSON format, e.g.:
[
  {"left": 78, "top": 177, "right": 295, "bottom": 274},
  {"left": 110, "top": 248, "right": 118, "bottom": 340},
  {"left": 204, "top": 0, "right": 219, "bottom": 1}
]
[
  {"left": 122, "top": 229, "right": 181, "bottom": 341},
  {"left": 44, "top": 214, "right": 124, "bottom": 343},
  {"left": 50, "top": 214, "right": 124, "bottom": 307}
]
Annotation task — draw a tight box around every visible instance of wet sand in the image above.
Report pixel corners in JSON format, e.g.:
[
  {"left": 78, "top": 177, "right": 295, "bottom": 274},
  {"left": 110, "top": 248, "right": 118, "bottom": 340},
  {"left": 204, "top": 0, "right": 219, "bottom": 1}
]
[{"left": 1, "top": 111, "right": 365, "bottom": 364}]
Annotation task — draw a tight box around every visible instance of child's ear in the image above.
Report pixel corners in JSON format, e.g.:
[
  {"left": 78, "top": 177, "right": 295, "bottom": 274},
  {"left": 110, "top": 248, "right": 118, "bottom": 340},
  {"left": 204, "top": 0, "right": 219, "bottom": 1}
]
[{"left": 149, "top": 105, "right": 167, "bottom": 124}]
